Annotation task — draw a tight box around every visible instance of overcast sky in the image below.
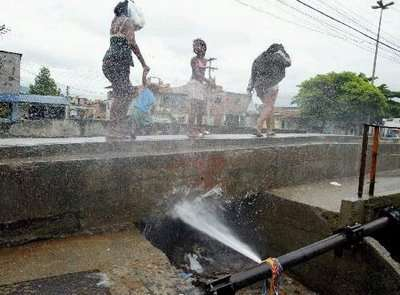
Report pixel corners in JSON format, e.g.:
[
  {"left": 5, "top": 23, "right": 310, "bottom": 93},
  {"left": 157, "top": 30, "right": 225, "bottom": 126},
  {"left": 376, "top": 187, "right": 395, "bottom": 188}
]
[{"left": 1, "top": 0, "right": 400, "bottom": 106}]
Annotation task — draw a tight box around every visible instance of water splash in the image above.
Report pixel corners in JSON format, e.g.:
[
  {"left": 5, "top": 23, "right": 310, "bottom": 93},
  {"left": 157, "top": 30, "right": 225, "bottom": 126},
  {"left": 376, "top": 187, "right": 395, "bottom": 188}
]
[{"left": 172, "top": 188, "right": 261, "bottom": 264}]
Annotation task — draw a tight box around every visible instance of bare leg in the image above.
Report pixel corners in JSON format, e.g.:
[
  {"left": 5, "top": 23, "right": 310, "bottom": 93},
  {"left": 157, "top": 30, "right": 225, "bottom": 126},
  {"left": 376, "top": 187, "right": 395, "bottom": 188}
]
[
  {"left": 104, "top": 63, "right": 136, "bottom": 140},
  {"left": 196, "top": 112, "right": 203, "bottom": 129},
  {"left": 256, "top": 88, "right": 279, "bottom": 134},
  {"left": 188, "top": 101, "right": 196, "bottom": 135},
  {"left": 108, "top": 88, "right": 137, "bottom": 139}
]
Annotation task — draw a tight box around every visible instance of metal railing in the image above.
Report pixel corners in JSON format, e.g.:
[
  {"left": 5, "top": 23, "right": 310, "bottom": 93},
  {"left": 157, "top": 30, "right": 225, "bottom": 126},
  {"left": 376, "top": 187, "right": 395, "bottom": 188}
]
[{"left": 358, "top": 124, "right": 400, "bottom": 198}]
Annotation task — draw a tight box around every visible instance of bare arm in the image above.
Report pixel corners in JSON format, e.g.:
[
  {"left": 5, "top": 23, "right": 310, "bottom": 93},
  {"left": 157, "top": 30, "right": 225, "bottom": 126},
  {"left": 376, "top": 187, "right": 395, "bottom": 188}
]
[
  {"left": 274, "top": 49, "right": 291, "bottom": 67},
  {"left": 125, "top": 20, "right": 149, "bottom": 70},
  {"left": 247, "top": 60, "right": 256, "bottom": 94},
  {"left": 142, "top": 67, "right": 149, "bottom": 86}
]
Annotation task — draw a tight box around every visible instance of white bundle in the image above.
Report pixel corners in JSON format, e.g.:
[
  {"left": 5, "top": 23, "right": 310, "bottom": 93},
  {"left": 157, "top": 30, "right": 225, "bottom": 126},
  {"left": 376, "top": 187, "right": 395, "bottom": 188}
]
[
  {"left": 128, "top": 0, "right": 145, "bottom": 31},
  {"left": 247, "top": 93, "right": 263, "bottom": 115}
]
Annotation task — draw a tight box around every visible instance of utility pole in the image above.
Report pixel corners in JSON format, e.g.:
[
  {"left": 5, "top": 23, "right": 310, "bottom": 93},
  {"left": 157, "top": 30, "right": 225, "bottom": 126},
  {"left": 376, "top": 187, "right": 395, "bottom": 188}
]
[
  {"left": 371, "top": 0, "right": 394, "bottom": 85},
  {"left": 207, "top": 58, "right": 218, "bottom": 81}
]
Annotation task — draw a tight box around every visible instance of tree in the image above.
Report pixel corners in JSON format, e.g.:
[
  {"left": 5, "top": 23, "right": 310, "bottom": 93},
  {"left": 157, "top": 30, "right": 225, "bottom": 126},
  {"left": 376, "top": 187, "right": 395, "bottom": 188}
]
[
  {"left": 29, "top": 67, "right": 61, "bottom": 96},
  {"left": 377, "top": 84, "right": 400, "bottom": 118},
  {"left": 293, "top": 72, "right": 387, "bottom": 133}
]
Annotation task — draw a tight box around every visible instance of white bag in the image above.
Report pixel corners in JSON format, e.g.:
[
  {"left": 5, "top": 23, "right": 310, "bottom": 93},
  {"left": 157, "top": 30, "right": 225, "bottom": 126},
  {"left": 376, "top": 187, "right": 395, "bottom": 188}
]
[
  {"left": 247, "top": 94, "right": 263, "bottom": 115},
  {"left": 128, "top": 1, "right": 145, "bottom": 31}
]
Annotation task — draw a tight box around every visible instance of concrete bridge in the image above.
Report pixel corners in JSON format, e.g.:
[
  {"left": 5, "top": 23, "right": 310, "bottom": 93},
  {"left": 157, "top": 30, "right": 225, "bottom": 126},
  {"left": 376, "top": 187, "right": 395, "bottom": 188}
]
[{"left": 0, "top": 134, "right": 399, "bottom": 294}]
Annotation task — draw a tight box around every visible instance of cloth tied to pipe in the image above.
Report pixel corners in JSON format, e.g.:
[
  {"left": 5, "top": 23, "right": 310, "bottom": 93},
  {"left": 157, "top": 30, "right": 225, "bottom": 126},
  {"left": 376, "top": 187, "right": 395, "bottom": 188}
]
[{"left": 263, "top": 258, "right": 284, "bottom": 295}]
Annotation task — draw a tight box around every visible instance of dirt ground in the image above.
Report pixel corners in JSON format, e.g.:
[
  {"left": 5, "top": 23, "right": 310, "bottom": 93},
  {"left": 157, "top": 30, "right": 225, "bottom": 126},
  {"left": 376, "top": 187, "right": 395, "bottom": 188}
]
[
  {"left": 237, "top": 275, "right": 318, "bottom": 295},
  {"left": 0, "top": 228, "right": 316, "bottom": 295}
]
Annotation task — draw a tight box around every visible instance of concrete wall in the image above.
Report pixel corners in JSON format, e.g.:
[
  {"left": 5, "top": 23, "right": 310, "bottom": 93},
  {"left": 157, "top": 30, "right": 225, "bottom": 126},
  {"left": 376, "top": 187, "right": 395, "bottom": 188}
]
[
  {"left": 0, "top": 141, "right": 399, "bottom": 247},
  {"left": 0, "top": 51, "right": 21, "bottom": 95},
  {"left": 7, "top": 119, "right": 107, "bottom": 137},
  {"left": 244, "top": 192, "right": 400, "bottom": 295},
  {"left": 0, "top": 140, "right": 399, "bottom": 293}
]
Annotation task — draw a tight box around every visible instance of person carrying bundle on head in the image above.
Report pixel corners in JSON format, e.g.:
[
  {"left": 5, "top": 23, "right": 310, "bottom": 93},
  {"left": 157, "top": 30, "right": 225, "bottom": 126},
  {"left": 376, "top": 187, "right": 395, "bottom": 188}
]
[
  {"left": 247, "top": 43, "right": 291, "bottom": 137},
  {"left": 103, "top": 0, "right": 150, "bottom": 141}
]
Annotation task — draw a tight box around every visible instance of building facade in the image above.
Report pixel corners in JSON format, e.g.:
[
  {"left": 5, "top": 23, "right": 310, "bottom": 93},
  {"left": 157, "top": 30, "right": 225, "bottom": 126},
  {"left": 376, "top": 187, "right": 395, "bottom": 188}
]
[
  {"left": 0, "top": 50, "right": 70, "bottom": 122},
  {"left": 0, "top": 50, "right": 22, "bottom": 95},
  {"left": 167, "top": 82, "right": 250, "bottom": 128}
]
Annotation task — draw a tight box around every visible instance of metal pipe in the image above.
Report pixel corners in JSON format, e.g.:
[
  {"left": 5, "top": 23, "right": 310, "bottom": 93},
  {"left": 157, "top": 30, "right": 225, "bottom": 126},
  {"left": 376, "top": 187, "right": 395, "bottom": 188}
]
[
  {"left": 358, "top": 124, "right": 369, "bottom": 198},
  {"left": 206, "top": 211, "right": 398, "bottom": 295},
  {"left": 369, "top": 126, "right": 380, "bottom": 196}
]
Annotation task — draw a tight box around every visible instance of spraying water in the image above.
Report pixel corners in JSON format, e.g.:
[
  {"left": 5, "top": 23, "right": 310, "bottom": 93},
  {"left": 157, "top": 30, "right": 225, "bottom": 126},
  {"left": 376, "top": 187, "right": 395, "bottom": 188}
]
[{"left": 172, "top": 188, "right": 262, "bottom": 264}]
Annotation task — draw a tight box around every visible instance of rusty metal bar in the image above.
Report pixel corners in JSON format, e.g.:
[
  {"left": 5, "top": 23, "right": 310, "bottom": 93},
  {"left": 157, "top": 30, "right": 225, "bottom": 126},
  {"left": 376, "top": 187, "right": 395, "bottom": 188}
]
[
  {"left": 358, "top": 124, "right": 370, "bottom": 198},
  {"left": 369, "top": 126, "right": 381, "bottom": 196}
]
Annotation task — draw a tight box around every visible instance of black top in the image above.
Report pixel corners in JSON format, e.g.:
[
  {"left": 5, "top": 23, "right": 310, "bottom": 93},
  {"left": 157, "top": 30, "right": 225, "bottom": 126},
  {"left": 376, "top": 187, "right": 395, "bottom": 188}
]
[
  {"left": 250, "top": 49, "right": 291, "bottom": 90},
  {"left": 103, "top": 36, "right": 134, "bottom": 67}
]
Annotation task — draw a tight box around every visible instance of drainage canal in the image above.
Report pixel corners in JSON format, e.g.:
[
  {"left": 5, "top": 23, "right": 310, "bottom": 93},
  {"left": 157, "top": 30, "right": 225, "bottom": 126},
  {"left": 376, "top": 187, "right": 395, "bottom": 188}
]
[{"left": 137, "top": 188, "right": 317, "bottom": 294}]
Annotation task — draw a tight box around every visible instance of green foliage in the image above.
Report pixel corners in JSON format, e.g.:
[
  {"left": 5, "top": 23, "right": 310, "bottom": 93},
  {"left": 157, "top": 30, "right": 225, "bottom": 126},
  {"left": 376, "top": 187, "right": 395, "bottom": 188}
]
[
  {"left": 29, "top": 67, "right": 61, "bottom": 96},
  {"left": 377, "top": 84, "right": 400, "bottom": 99},
  {"left": 293, "top": 72, "right": 388, "bottom": 131},
  {"left": 377, "top": 84, "right": 400, "bottom": 118}
]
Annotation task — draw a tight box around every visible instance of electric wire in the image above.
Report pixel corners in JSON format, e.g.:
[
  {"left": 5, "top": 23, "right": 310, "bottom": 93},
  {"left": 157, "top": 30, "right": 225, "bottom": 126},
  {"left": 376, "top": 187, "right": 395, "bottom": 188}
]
[
  {"left": 234, "top": 0, "right": 400, "bottom": 65},
  {"left": 293, "top": 0, "right": 400, "bottom": 54},
  {"left": 273, "top": 0, "right": 400, "bottom": 60},
  {"left": 316, "top": 0, "right": 400, "bottom": 50}
]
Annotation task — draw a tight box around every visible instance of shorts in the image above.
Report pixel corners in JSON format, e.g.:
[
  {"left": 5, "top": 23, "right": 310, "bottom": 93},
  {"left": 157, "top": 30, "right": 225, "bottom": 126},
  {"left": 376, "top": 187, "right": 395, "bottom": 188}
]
[
  {"left": 187, "top": 79, "right": 207, "bottom": 101},
  {"left": 132, "top": 107, "right": 153, "bottom": 130},
  {"left": 255, "top": 84, "right": 279, "bottom": 100}
]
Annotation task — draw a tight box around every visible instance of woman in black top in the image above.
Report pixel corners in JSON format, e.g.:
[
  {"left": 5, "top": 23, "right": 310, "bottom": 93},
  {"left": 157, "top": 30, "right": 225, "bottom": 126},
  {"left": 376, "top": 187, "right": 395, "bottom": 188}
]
[
  {"left": 247, "top": 44, "right": 291, "bottom": 137},
  {"left": 103, "top": 0, "right": 150, "bottom": 141}
]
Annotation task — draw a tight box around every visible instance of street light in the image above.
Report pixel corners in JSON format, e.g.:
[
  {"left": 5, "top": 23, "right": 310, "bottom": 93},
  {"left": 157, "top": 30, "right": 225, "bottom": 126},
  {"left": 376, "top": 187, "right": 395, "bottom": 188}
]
[{"left": 371, "top": 1, "right": 395, "bottom": 85}]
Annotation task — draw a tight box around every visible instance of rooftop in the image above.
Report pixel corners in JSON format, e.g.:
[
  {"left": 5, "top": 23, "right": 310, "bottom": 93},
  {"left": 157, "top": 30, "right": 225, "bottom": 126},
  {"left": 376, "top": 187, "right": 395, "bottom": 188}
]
[
  {"left": 0, "top": 50, "right": 22, "bottom": 56},
  {"left": 0, "top": 94, "right": 69, "bottom": 105}
]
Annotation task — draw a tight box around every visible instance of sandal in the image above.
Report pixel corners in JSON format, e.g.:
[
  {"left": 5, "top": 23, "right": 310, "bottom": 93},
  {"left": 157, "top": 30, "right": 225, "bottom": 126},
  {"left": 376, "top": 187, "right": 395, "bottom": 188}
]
[{"left": 254, "top": 129, "right": 264, "bottom": 138}]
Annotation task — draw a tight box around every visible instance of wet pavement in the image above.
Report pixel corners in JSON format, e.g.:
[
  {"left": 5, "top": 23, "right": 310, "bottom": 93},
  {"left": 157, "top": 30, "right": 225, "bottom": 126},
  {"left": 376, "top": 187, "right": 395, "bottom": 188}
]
[
  {"left": 0, "top": 229, "right": 195, "bottom": 295},
  {"left": 271, "top": 170, "right": 400, "bottom": 212}
]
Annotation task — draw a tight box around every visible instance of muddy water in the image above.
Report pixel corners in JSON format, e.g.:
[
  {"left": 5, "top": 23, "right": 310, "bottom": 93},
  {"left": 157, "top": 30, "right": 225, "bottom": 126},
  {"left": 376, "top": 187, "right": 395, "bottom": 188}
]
[{"left": 0, "top": 229, "right": 197, "bottom": 294}]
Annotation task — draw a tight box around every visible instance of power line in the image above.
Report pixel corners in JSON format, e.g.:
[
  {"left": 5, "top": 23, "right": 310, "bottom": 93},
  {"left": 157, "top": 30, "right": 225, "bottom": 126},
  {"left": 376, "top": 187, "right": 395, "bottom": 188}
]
[
  {"left": 294, "top": 0, "right": 400, "bottom": 54},
  {"left": 274, "top": 0, "right": 400, "bottom": 60},
  {"left": 301, "top": 0, "right": 400, "bottom": 52},
  {"left": 274, "top": 0, "right": 373, "bottom": 47},
  {"left": 327, "top": 0, "right": 400, "bottom": 49},
  {"left": 234, "top": 0, "right": 364, "bottom": 41},
  {"left": 234, "top": 0, "right": 400, "bottom": 65}
]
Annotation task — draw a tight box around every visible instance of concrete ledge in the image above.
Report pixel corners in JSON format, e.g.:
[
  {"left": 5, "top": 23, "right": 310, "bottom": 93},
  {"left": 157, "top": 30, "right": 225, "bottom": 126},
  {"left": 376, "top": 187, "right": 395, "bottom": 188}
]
[
  {"left": 1, "top": 140, "right": 399, "bottom": 247},
  {"left": 0, "top": 134, "right": 363, "bottom": 161}
]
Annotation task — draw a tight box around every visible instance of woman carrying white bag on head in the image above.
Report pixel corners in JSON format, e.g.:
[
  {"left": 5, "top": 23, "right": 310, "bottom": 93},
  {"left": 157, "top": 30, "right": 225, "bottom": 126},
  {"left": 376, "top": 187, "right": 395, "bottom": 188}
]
[{"left": 102, "top": 0, "right": 150, "bottom": 141}]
